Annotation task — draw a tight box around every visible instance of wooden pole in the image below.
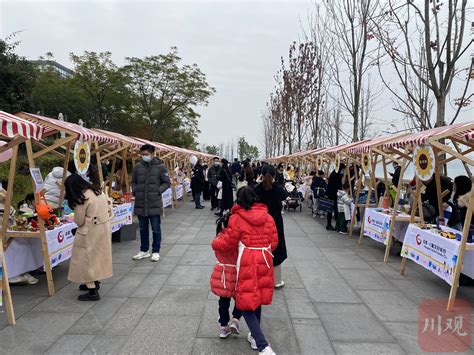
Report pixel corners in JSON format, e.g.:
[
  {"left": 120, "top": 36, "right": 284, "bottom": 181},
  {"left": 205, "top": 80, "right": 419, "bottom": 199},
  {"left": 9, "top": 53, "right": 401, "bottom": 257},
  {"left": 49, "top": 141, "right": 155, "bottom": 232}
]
[
  {"left": 25, "top": 140, "right": 55, "bottom": 296},
  {"left": 58, "top": 141, "right": 72, "bottom": 208},
  {"left": 359, "top": 152, "right": 379, "bottom": 244}
]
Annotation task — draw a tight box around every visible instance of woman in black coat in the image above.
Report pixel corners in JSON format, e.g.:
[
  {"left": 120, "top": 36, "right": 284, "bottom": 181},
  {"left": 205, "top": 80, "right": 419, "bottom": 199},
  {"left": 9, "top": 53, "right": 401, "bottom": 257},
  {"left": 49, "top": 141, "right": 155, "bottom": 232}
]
[
  {"left": 254, "top": 164, "right": 288, "bottom": 289},
  {"left": 216, "top": 159, "right": 234, "bottom": 217}
]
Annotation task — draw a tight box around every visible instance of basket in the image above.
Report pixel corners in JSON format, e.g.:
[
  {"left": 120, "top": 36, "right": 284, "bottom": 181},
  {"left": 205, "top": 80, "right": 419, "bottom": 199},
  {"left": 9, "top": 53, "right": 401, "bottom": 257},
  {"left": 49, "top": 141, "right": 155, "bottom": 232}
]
[{"left": 318, "top": 198, "right": 335, "bottom": 213}]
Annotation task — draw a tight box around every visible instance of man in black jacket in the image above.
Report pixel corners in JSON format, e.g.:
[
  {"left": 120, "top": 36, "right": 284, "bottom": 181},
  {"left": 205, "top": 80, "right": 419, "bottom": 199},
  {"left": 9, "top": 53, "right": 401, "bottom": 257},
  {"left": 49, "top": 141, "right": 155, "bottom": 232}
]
[
  {"left": 231, "top": 158, "right": 241, "bottom": 188},
  {"left": 132, "top": 144, "right": 171, "bottom": 262},
  {"left": 208, "top": 157, "right": 221, "bottom": 210},
  {"left": 192, "top": 159, "right": 206, "bottom": 209},
  {"left": 390, "top": 161, "right": 402, "bottom": 187}
]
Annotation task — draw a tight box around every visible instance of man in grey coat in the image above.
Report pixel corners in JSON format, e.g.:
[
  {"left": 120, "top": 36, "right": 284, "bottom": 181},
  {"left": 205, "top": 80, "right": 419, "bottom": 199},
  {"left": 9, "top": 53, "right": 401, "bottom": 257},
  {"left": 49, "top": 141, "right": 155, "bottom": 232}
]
[{"left": 132, "top": 144, "right": 171, "bottom": 262}]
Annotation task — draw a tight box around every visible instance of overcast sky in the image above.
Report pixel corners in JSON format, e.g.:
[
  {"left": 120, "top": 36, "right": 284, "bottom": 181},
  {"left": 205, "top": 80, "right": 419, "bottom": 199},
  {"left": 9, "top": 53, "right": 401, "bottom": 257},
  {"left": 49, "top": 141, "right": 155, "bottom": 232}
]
[
  {"left": 0, "top": 0, "right": 316, "bottom": 149},
  {"left": 1, "top": 0, "right": 472, "bottom": 154}
]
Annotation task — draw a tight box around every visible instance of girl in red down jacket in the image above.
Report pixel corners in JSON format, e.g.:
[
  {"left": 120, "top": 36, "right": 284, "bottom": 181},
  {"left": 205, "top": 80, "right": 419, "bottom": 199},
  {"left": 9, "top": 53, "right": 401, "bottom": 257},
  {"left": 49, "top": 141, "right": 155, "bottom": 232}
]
[
  {"left": 210, "top": 212, "right": 242, "bottom": 339},
  {"left": 212, "top": 187, "right": 278, "bottom": 355}
]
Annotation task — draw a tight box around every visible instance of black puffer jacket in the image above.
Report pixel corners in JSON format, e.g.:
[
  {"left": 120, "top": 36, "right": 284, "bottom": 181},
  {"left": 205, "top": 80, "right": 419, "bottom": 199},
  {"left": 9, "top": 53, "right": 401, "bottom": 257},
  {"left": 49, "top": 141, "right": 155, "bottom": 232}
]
[{"left": 132, "top": 158, "right": 171, "bottom": 216}]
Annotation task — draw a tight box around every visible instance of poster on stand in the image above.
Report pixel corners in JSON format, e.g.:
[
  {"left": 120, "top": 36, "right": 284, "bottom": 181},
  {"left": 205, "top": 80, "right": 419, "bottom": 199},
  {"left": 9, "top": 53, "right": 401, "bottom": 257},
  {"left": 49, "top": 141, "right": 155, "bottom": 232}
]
[
  {"left": 175, "top": 185, "right": 184, "bottom": 200},
  {"left": 162, "top": 188, "right": 173, "bottom": 208},
  {"left": 111, "top": 203, "right": 133, "bottom": 233}
]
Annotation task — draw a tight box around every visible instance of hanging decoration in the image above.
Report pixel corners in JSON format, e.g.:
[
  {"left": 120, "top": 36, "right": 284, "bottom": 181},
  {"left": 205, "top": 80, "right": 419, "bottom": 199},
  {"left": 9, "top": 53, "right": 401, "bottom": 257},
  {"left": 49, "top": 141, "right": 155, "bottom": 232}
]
[
  {"left": 74, "top": 140, "right": 91, "bottom": 175},
  {"left": 413, "top": 145, "right": 435, "bottom": 181}
]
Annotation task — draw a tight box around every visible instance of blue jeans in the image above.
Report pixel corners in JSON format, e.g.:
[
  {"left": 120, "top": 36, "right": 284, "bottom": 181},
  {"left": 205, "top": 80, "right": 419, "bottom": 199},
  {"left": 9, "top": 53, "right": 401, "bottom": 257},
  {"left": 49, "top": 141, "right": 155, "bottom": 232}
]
[
  {"left": 243, "top": 306, "right": 268, "bottom": 351},
  {"left": 138, "top": 215, "right": 162, "bottom": 253},
  {"left": 194, "top": 191, "right": 202, "bottom": 208}
]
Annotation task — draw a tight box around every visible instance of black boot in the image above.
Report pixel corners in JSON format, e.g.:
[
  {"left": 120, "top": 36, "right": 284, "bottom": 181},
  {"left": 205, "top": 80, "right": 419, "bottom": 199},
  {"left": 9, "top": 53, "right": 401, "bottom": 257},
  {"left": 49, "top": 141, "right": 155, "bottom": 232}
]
[
  {"left": 79, "top": 281, "right": 100, "bottom": 291},
  {"left": 78, "top": 288, "right": 100, "bottom": 301}
]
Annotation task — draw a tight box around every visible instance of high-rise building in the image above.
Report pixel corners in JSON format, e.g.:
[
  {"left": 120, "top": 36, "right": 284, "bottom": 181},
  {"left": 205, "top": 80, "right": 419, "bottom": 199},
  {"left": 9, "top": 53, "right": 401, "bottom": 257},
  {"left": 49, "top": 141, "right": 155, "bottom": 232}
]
[{"left": 29, "top": 60, "right": 75, "bottom": 79}]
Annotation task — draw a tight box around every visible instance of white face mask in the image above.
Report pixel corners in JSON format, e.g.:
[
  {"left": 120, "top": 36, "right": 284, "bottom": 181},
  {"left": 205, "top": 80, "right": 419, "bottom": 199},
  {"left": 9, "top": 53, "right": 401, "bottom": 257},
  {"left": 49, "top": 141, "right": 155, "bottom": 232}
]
[
  {"left": 214, "top": 162, "right": 220, "bottom": 167},
  {"left": 142, "top": 156, "right": 152, "bottom": 163}
]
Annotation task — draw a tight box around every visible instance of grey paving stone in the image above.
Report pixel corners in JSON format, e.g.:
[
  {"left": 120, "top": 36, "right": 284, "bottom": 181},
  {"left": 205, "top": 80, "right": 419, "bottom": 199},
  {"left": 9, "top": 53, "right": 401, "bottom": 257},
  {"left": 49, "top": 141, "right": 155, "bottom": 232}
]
[
  {"left": 81, "top": 335, "right": 129, "bottom": 355},
  {"left": 284, "top": 288, "right": 319, "bottom": 319},
  {"left": 165, "top": 244, "right": 190, "bottom": 257},
  {"left": 355, "top": 246, "right": 388, "bottom": 262},
  {"left": 149, "top": 255, "right": 181, "bottom": 274},
  {"left": 130, "top": 273, "right": 168, "bottom": 298},
  {"left": 315, "top": 303, "right": 394, "bottom": 342},
  {"left": 323, "top": 252, "right": 372, "bottom": 270},
  {"left": 120, "top": 315, "right": 200, "bottom": 354},
  {"left": 32, "top": 283, "right": 96, "bottom": 314},
  {"left": 261, "top": 290, "right": 289, "bottom": 319},
  {"left": 304, "top": 277, "right": 362, "bottom": 303},
  {"left": 0, "top": 311, "right": 82, "bottom": 353},
  {"left": 293, "top": 318, "right": 334, "bottom": 354},
  {"left": 385, "top": 322, "right": 469, "bottom": 355},
  {"left": 332, "top": 342, "right": 406, "bottom": 355},
  {"left": 294, "top": 260, "right": 340, "bottom": 279},
  {"left": 370, "top": 262, "right": 406, "bottom": 280},
  {"left": 106, "top": 273, "right": 147, "bottom": 297},
  {"left": 180, "top": 246, "right": 216, "bottom": 265},
  {"left": 100, "top": 298, "right": 153, "bottom": 335},
  {"left": 288, "top": 245, "right": 324, "bottom": 260},
  {"left": 192, "top": 337, "right": 253, "bottom": 354},
  {"left": 279, "top": 267, "right": 304, "bottom": 288},
  {"left": 46, "top": 334, "right": 94, "bottom": 354},
  {"left": 339, "top": 269, "right": 397, "bottom": 291},
  {"left": 261, "top": 315, "right": 300, "bottom": 354},
  {"left": 166, "top": 265, "right": 214, "bottom": 286},
  {"left": 357, "top": 290, "right": 419, "bottom": 322},
  {"left": 147, "top": 285, "right": 209, "bottom": 316},
  {"left": 66, "top": 297, "right": 127, "bottom": 335},
  {"left": 129, "top": 265, "right": 155, "bottom": 274}
]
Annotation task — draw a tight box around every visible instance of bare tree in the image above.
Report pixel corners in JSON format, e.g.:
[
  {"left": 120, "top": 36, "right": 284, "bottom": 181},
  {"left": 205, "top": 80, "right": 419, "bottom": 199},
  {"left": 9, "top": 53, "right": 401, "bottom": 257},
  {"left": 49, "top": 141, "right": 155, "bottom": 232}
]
[
  {"left": 326, "top": 0, "right": 380, "bottom": 142},
  {"left": 375, "top": 0, "right": 472, "bottom": 127}
]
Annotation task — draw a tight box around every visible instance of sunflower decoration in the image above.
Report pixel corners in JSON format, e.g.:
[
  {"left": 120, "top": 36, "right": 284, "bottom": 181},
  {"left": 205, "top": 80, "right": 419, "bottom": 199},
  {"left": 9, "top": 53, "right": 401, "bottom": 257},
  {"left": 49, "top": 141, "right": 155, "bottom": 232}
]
[
  {"left": 361, "top": 152, "right": 371, "bottom": 173},
  {"left": 316, "top": 155, "right": 323, "bottom": 170},
  {"left": 74, "top": 140, "right": 91, "bottom": 175},
  {"left": 413, "top": 145, "right": 435, "bottom": 181}
]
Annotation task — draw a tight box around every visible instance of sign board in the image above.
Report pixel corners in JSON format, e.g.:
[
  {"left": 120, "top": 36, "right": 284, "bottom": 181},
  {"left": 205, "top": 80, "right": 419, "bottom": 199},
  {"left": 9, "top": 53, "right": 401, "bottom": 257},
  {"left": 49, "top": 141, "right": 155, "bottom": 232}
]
[
  {"left": 29, "top": 167, "right": 44, "bottom": 193},
  {"left": 111, "top": 203, "right": 133, "bottom": 233},
  {"left": 162, "top": 188, "right": 173, "bottom": 208},
  {"left": 74, "top": 141, "right": 91, "bottom": 175},
  {"left": 413, "top": 145, "right": 435, "bottom": 182}
]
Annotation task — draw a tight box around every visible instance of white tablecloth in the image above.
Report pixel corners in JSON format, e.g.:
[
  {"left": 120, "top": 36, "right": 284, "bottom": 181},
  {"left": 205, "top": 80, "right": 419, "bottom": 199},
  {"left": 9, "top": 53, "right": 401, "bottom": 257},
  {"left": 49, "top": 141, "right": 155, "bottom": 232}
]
[
  {"left": 363, "top": 208, "right": 411, "bottom": 245},
  {"left": 402, "top": 224, "right": 474, "bottom": 285},
  {"left": 4, "top": 203, "right": 134, "bottom": 278}
]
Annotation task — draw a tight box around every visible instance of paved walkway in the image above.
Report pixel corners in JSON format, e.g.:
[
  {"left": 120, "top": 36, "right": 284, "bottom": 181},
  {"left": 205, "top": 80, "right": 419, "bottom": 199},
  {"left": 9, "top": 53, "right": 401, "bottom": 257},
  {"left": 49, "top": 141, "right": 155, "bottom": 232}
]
[{"left": 1, "top": 201, "right": 473, "bottom": 354}]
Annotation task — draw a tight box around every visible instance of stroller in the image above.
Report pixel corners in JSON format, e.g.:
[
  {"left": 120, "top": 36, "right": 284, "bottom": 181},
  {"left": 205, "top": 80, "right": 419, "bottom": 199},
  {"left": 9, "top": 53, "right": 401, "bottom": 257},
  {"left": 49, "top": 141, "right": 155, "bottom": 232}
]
[{"left": 284, "top": 182, "right": 303, "bottom": 212}]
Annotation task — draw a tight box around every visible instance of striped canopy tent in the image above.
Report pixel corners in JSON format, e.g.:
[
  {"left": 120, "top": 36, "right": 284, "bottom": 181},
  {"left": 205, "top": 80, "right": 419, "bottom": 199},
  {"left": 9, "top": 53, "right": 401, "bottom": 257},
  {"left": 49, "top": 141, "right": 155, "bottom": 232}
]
[
  {"left": 0, "top": 111, "right": 44, "bottom": 141},
  {"left": 16, "top": 112, "right": 119, "bottom": 145},
  {"left": 94, "top": 129, "right": 143, "bottom": 149}
]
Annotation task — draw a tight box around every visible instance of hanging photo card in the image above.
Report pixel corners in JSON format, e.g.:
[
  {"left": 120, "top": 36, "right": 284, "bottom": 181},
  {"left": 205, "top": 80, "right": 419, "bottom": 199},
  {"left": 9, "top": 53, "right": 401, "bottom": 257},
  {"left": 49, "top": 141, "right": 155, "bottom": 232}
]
[{"left": 29, "top": 167, "right": 44, "bottom": 193}]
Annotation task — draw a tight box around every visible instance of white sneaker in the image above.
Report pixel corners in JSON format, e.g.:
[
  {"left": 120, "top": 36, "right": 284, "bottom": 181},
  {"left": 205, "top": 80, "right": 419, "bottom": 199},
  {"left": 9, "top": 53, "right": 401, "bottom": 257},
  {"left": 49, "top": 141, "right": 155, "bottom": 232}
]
[
  {"left": 229, "top": 318, "right": 240, "bottom": 334},
  {"left": 247, "top": 333, "right": 258, "bottom": 350},
  {"left": 259, "top": 345, "right": 276, "bottom": 355},
  {"left": 24, "top": 273, "right": 39, "bottom": 285},
  {"left": 151, "top": 253, "right": 160, "bottom": 262},
  {"left": 132, "top": 251, "right": 151, "bottom": 260},
  {"left": 9, "top": 275, "right": 29, "bottom": 284},
  {"left": 219, "top": 325, "right": 231, "bottom": 339}
]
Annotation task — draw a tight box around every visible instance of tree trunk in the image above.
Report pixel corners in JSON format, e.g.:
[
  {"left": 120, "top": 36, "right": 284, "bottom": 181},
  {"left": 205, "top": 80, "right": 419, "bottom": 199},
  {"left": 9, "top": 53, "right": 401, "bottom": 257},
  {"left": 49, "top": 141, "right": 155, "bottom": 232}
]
[{"left": 435, "top": 94, "right": 446, "bottom": 127}]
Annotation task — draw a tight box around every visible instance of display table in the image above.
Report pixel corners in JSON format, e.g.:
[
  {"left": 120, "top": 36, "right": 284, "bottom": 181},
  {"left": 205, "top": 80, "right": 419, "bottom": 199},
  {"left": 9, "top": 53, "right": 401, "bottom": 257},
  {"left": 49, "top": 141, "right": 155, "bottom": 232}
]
[
  {"left": 175, "top": 185, "right": 184, "bottom": 200},
  {"left": 401, "top": 224, "right": 474, "bottom": 285},
  {"left": 4, "top": 203, "right": 134, "bottom": 278},
  {"left": 162, "top": 188, "right": 173, "bottom": 208},
  {"left": 363, "top": 208, "right": 412, "bottom": 244}
]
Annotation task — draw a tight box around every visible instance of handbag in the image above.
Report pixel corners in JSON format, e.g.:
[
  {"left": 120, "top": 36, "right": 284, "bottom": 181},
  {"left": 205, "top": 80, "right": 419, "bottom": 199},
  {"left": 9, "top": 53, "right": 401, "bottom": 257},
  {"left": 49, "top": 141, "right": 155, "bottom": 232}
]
[
  {"left": 217, "top": 181, "right": 223, "bottom": 190},
  {"left": 318, "top": 197, "right": 335, "bottom": 213},
  {"left": 237, "top": 180, "right": 248, "bottom": 190}
]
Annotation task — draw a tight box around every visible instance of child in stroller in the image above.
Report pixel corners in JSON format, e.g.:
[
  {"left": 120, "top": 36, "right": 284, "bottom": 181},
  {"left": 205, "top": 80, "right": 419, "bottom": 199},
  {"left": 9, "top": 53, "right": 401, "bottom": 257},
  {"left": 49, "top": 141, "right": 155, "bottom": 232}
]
[{"left": 284, "top": 182, "right": 304, "bottom": 212}]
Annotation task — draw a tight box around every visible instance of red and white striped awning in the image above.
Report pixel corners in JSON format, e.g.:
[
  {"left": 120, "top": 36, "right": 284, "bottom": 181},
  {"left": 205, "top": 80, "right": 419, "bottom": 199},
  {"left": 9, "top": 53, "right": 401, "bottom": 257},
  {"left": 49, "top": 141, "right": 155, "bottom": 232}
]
[
  {"left": 383, "top": 123, "right": 474, "bottom": 149},
  {"left": 17, "top": 112, "right": 119, "bottom": 144},
  {"left": 347, "top": 133, "right": 410, "bottom": 154},
  {"left": 322, "top": 140, "right": 368, "bottom": 154},
  {"left": 0, "top": 111, "right": 44, "bottom": 140},
  {"left": 94, "top": 129, "right": 143, "bottom": 149}
]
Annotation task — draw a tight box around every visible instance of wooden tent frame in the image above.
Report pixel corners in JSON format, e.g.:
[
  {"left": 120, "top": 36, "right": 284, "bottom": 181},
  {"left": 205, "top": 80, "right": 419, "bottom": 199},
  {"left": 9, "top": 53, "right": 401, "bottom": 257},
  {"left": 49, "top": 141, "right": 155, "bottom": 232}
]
[{"left": 399, "top": 123, "right": 474, "bottom": 310}]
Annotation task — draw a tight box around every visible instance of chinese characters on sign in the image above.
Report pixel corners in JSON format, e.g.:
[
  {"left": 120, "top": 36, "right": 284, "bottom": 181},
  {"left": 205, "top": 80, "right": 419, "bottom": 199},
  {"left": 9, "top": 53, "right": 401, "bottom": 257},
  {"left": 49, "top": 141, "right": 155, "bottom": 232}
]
[{"left": 419, "top": 299, "right": 471, "bottom": 352}]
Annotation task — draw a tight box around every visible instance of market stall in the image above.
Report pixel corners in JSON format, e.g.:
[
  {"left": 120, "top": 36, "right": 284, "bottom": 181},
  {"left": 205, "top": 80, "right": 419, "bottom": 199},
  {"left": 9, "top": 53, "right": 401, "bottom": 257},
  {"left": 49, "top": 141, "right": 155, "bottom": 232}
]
[
  {"left": 399, "top": 122, "right": 474, "bottom": 310},
  {"left": 0, "top": 110, "right": 45, "bottom": 325}
]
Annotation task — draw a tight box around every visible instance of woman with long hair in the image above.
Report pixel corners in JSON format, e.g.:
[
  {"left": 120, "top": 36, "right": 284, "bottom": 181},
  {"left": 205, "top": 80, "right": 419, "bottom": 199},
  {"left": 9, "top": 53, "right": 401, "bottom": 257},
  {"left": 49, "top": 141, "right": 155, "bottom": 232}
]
[
  {"left": 65, "top": 174, "right": 113, "bottom": 301},
  {"left": 216, "top": 159, "right": 234, "bottom": 217},
  {"left": 254, "top": 164, "right": 288, "bottom": 289}
]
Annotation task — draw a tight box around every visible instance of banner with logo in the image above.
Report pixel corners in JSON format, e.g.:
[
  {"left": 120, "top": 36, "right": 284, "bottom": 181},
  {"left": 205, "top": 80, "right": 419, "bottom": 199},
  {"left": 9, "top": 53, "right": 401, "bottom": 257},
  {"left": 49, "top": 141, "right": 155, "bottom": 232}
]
[
  {"left": 183, "top": 181, "right": 191, "bottom": 193},
  {"left": 162, "top": 188, "right": 173, "bottom": 208},
  {"left": 175, "top": 185, "right": 184, "bottom": 200},
  {"left": 46, "top": 222, "right": 77, "bottom": 268},
  {"left": 111, "top": 203, "right": 133, "bottom": 233},
  {"left": 402, "top": 224, "right": 474, "bottom": 285},
  {"left": 363, "top": 208, "right": 410, "bottom": 244}
]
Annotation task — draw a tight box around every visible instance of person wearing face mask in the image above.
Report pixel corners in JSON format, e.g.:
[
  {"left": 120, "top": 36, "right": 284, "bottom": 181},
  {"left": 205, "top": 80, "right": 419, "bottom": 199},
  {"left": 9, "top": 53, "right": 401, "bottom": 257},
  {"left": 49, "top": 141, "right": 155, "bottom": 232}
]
[
  {"left": 131, "top": 144, "right": 171, "bottom": 262},
  {"left": 208, "top": 157, "right": 221, "bottom": 211}
]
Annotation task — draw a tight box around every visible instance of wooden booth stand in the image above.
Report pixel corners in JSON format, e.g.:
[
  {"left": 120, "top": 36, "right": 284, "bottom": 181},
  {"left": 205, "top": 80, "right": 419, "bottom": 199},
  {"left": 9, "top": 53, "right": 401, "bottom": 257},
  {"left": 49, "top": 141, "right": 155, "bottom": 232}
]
[
  {"left": 10, "top": 112, "right": 119, "bottom": 297},
  {"left": 0, "top": 111, "right": 45, "bottom": 325},
  {"left": 397, "top": 123, "right": 474, "bottom": 310}
]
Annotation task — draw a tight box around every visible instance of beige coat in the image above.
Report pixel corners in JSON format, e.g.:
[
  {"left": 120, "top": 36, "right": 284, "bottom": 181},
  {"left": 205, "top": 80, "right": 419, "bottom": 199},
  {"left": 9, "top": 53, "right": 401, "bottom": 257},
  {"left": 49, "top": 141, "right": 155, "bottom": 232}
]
[{"left": 68, "top": 189, "right": 114, "bottom": 283}]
